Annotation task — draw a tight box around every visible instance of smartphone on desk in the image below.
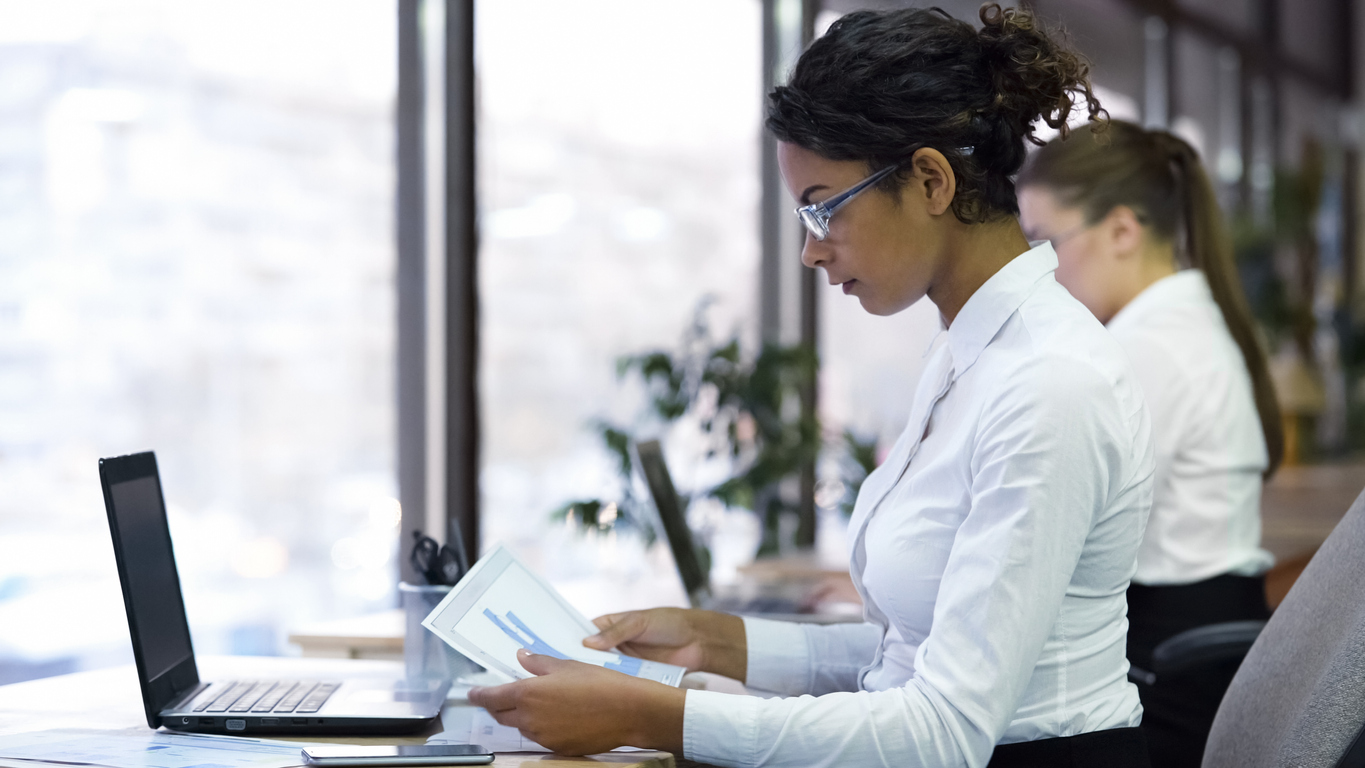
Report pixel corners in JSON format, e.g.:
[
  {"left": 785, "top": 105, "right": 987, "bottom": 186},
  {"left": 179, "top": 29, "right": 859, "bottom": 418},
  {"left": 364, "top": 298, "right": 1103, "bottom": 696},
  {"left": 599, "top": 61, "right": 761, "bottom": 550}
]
[{"left": 301, "top": 744, "right": 494, "bottom": 766}]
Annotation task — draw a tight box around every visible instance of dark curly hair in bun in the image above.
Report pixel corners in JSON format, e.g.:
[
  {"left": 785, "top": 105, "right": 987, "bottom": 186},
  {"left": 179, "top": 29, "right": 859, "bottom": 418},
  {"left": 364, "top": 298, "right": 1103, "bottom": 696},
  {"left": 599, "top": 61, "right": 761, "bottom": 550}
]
[{"left": 767, "top": 3, "right": 1105, "bottom": 224}]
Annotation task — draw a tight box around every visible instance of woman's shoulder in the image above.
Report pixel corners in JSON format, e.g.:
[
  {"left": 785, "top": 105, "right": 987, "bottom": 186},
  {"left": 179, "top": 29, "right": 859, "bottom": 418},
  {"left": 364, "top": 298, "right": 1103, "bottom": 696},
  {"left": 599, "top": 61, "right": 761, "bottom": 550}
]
[
  {"left": 1009, "top": 278, "right": 1138, "bottom": 374},
  {"left": 979, "top": 281, "right": 1147, "bottom": 413},
  {"left": 1110, "top": 288, "right": 1242, "bottom": 386}
]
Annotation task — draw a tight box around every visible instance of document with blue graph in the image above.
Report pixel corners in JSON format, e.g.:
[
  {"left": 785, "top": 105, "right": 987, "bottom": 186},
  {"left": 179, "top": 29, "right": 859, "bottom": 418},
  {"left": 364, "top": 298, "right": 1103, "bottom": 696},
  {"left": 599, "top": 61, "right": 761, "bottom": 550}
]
[{"left": 422, "top": 544, "right": 686, "bottom": 687}]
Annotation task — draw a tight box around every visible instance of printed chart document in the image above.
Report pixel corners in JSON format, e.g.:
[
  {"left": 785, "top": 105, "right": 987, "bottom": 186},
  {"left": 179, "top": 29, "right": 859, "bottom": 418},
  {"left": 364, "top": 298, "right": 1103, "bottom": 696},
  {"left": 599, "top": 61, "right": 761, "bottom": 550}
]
[{"left": 423, "top": 545, "right": 685, "bottom": 687}]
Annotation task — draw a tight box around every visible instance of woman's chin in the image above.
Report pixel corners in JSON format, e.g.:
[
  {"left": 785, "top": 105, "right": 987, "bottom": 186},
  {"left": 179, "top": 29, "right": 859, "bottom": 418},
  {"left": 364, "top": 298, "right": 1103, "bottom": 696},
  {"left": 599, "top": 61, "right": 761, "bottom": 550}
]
[
  {"left": 856, "top": 295, "right": 892, "bottom": 316},
  {"left": 854, "top": 291, "right": 913, "bottom": 317}
]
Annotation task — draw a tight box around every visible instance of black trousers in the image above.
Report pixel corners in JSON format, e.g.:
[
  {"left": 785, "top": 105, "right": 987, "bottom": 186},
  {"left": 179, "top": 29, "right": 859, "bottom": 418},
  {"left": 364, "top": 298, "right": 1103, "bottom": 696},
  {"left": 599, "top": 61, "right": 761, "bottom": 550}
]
[
  {"left": 1126, "top": 574, "right": 1271, "bottom": 768},
  {"left": 987, "top": 727, "right": 1151, "bottom": 768}
]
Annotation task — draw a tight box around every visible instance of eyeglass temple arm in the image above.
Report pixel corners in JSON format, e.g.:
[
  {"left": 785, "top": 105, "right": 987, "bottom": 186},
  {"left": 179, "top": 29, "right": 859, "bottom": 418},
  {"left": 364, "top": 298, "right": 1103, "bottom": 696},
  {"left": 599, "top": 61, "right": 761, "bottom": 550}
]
[{"left": 819, "top": 164, "right": 901, "bottom": 215}]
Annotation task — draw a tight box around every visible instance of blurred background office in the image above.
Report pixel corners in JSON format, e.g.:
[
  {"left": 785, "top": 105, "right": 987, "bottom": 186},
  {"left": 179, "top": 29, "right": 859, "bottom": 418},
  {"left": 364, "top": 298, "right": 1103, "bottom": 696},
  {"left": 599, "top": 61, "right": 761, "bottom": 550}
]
[{"left": 0, "top": 0, "right": 1361, "bottom": 687}]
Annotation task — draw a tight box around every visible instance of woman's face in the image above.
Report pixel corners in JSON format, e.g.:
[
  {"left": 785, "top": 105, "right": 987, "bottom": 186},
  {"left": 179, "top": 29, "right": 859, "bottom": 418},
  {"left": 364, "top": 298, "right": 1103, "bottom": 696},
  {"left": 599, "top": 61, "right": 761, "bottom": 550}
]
[
  {"left": 777, "top": 142, "right": 945, "bottom": 317},
  {"left": 1017, "top": 185, "right": 1125, "bottom": 323}
]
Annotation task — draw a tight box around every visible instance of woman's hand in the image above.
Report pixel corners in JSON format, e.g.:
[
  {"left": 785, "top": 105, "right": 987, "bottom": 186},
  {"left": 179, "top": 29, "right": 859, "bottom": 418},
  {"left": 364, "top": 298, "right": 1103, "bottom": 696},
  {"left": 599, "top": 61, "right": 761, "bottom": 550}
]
[
  {"left": 467, "top": 649, "right": 685, "bottom": 756},
  {"left": 583, "top": 608, "right": 747, "bottom": 681}
]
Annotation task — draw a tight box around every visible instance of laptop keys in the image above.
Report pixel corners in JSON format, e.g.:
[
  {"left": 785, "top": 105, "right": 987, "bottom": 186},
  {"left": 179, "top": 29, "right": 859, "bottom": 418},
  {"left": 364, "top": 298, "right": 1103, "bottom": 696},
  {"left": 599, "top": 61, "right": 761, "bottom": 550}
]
[
  {"left": 272, "top": 681, "right": 318, "bottom": 713},
  {"left": 293, "top": 683, "right": 340, "bottom": 714},
  {"left": 191, "top": 682, "right": 236, "bottom": 713},
  {"left": 228, "top": 682, "right": 278, "bottom": 713},
  {"left": 251, "top": 682, "right": 298, "bottom": 713},
  {"left": 204, "top": 681, "right": 254, "bottom": 713}
]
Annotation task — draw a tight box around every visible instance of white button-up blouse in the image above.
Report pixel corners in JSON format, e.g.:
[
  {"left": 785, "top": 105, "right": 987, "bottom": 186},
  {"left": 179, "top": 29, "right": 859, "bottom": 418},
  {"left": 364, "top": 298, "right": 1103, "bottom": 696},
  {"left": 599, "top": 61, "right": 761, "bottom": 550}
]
[
  {"left": 682, "top": 243, "right": 1155, "bottom": 768},
  {"left": 1105, "top": 270, "right": 1272, "bottom": 585}
]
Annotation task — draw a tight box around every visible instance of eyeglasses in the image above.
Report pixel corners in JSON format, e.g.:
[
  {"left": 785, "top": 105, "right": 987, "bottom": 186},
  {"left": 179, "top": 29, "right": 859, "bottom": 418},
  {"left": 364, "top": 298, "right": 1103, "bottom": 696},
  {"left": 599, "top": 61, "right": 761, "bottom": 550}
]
[
  {"left": 409, "top": 530, "right": 469, "bottom": 586},
  {"left": 1038, "top": 222, "right": 1094, "bottom": 249},
  {"left": 793, "top": 146, "right": 974, "bottom": 241},
  {"left": 794, "top": 164, "right": 900, "bottom": 242}
]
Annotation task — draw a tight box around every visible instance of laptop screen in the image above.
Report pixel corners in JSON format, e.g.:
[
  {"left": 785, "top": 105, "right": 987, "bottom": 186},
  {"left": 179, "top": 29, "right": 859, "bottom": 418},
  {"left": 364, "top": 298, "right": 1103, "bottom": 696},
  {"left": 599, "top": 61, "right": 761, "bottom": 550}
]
[
  {"left": 634, "top": 440, "right": 709, "bottom": 602},
  {"left": 104, "top": 459, "right": 195, "bottom": 685}
]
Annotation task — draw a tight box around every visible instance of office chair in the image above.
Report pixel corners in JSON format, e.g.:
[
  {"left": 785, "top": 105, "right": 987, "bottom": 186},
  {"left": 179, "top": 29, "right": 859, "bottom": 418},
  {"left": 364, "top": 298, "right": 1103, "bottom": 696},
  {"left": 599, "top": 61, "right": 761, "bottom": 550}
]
[
  {"left": 1127, "top": 620, "right": 1267, "bottom": 686},
  {"left": 1198, "top": 485, "right": 1365, "bottom": 768}
]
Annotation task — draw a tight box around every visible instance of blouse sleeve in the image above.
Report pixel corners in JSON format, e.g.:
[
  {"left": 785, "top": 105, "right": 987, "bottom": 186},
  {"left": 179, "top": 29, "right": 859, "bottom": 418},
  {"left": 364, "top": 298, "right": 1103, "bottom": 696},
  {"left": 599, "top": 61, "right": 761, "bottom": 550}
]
[
  {"left": 682, "top": 356, "right": 1148, "bottom": 768},
  {"left": 742, "top": 616, "right": 882, "bottom": 696}
]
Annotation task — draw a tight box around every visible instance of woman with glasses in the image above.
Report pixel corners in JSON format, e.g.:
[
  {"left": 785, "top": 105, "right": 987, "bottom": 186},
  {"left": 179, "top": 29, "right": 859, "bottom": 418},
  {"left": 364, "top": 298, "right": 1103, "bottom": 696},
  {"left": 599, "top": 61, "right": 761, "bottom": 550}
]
[
  {"left": 470, "top": 6, "right": 1155, "bottom": 766},
  {"left": 1017, "top": 122, "right": 1282, "bottom": 768}
]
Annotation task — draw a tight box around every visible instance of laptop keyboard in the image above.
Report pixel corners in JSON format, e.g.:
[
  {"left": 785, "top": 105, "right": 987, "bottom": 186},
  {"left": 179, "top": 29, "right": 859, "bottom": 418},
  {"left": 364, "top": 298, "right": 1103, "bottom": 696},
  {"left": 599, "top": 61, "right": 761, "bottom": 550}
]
[{"left": 190, "top": 680, "right": 341, "bottom": 714}]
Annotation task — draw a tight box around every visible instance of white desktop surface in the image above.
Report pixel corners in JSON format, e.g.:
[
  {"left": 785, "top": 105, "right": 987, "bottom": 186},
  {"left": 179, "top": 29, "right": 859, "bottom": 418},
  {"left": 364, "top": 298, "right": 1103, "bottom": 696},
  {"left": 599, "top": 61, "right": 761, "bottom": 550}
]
[{"left": 0, "top": 655, "right": 674, "bottom": 767}]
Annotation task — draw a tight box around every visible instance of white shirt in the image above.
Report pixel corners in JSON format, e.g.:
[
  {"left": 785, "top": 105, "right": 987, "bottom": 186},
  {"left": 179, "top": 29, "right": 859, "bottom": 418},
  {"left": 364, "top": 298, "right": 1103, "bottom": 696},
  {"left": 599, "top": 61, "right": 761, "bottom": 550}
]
[
  {"left": 682, "top": 243, "right": 1154, "bottom": 768},
  {"left": 1106, "top": 270, "right": 1272, "bottom": 585}
]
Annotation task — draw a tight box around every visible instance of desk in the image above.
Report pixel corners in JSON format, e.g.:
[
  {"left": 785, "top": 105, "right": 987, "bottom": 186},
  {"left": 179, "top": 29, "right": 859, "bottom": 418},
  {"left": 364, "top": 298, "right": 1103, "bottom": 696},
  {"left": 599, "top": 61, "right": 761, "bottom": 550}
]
[
  {"left": 0, "top": 655, "right": 674, "bottom": 768},
  {"left": 288, "top": 610, "right": 405, "bottom": 661},
  {"left": 1260, "top": 460, "right": 1365, "bottom": 560},
  {"left": 1260, "top": 459, "right": 1365, "bottom": 606}
]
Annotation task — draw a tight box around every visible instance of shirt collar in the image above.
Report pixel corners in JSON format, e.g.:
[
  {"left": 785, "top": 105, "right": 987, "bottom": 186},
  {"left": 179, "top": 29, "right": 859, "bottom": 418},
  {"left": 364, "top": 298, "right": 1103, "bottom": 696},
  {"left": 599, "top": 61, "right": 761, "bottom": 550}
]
[
  {"left": 1106, "top": 269, "right": 1209, "bottom": 334},
  {"left": 944, "top": 241, "right": 1059, "bottom": 380}
]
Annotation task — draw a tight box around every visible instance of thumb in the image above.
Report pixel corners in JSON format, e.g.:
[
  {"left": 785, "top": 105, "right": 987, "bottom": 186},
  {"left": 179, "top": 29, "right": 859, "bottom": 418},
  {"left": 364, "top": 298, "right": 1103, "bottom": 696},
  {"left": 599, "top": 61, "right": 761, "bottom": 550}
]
[{"left": 518, "top": 648, "right": 574, "bottom": 676}]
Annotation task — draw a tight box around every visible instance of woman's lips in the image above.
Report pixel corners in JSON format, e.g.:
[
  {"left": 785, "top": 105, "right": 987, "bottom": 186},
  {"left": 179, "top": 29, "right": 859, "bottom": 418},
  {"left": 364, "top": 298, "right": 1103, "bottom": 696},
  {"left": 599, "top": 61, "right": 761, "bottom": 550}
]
[{"left": 842, "top": 279, "right": 857, "bottom": 295}]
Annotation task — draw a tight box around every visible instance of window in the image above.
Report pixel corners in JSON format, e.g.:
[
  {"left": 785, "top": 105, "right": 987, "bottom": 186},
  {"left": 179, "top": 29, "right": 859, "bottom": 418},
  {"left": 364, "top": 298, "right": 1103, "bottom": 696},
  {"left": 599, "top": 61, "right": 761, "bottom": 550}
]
[
  {"left": 0, "top": 0, "right": 399, "bottom": 683},
  {"left": 476, "top": 0, "right": 762, "bottom": 615}
]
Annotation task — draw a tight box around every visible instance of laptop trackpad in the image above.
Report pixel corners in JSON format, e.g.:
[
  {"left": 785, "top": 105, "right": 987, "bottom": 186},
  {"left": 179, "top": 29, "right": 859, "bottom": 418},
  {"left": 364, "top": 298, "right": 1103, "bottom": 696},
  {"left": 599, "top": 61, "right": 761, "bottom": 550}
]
[
  {"left": 331, "top": 680, "right": 444, "bottom": 715},
  {"left": 350, "top": 689, "right": 437, "bottom": 704}
]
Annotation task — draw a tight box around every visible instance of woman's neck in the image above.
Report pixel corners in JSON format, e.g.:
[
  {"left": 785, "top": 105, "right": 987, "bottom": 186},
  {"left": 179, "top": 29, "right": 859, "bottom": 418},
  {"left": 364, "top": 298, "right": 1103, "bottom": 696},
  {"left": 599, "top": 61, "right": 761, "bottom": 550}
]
[
  {"left": 1102, "top": 242, "right": 1179, "bottom": 324},
  {"left": 929, "top": 217, "right": 1034, "bottom": 326}
]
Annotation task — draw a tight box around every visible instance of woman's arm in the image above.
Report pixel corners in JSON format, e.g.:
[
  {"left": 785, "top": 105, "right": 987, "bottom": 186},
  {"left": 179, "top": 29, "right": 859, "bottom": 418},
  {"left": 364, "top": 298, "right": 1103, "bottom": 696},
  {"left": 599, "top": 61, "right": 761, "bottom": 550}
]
[
  {"left": 465, "top": 608, "right": 742, "bottom": 755},
  {"left": 585, "top": 607, "right": 881, "bottom": 694},
  {"left": 744, "top": 617, "right": 882, "bottom": 695},
  {"left": 469, "top": 650, "right": 687, "bottom": 755},
  {"left": 584, "top": 608, "right": 748, "bottom": 680},
  {"left": 466, "top": 610, "right": 883, "bottom": 756}
]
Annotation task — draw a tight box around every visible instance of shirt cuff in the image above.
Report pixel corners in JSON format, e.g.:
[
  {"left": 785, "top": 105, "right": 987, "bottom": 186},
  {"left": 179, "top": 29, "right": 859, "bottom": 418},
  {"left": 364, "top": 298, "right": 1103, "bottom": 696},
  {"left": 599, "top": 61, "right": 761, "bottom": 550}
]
[
  {"left": 684, "top": 687, "right": 762, "bottom": 768},
  {"left": 742, "top": 616, "right": 811, "bottom": 694}
]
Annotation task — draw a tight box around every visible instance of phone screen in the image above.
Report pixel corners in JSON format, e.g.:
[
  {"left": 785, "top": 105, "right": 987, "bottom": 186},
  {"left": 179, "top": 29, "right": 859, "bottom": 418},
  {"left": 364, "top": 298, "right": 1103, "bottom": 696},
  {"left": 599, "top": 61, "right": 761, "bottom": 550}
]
[{"left": 302, "top": 744, "right": 493, "bottom": 765}]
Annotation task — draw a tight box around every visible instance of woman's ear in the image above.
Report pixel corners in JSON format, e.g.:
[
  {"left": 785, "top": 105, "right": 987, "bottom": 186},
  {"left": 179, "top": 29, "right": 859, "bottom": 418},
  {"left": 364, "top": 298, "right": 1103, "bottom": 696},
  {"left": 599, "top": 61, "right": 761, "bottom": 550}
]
[
  {"left": 908, "top": 148, "right": 957, "bottom": 216},
  {"left": 1102, "top": 205, "right": 1145, "bottom": 260}
]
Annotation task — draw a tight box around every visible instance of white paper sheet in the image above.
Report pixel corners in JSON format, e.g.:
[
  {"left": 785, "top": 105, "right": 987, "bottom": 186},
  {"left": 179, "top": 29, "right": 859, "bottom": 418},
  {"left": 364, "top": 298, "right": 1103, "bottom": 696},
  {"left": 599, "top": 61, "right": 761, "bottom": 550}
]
[
  {"left": 0, "top": 728, "right": 317, "bottom": 768},
  {"left": 425, "top": 707, "right": 644, "bottom": 755},
  {"left": 422, "top": 545, "right": 685, "bottom": 687}
]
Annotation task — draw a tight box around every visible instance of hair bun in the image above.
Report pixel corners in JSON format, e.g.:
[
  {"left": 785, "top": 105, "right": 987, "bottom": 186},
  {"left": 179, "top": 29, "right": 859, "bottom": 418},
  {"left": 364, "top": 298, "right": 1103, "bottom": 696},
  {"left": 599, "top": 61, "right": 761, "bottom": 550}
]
[{"left": 976, "top": 3, "right": 1104, "bottom": 144}]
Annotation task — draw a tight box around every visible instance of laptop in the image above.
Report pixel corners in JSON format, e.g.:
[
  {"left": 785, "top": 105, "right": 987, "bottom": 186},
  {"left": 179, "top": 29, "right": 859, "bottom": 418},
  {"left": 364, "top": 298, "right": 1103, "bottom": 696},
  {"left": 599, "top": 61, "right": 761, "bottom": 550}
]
[
  {"left": 99, "top": 451, "right": 448, "bottom": 735},
  {"left": 633, "top": 440, "right": 857, "bottom": 623}
]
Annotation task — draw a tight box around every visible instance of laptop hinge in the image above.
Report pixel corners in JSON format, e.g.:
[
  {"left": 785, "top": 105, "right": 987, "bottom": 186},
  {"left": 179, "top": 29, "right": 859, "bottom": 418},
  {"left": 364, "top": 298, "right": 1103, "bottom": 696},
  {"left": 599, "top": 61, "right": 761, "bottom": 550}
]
[{"left": 164, "top": 681, "right": 210, "bottom": 713}]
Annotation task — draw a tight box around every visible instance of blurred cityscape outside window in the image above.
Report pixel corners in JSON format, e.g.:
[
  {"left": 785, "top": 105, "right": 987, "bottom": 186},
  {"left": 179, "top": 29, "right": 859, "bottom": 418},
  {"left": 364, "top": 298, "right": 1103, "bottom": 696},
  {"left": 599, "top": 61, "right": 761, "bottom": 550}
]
[
  {"left": 0, "top": 0, "right": 400, "bottom": 684},
  {"left": 476, "top": 0, "right": 765, "bottom": 616}
]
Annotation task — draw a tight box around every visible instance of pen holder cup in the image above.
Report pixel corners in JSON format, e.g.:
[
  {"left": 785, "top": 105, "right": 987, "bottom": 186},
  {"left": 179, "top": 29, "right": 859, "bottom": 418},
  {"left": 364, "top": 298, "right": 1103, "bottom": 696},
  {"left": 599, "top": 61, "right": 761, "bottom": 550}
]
[{"left": 399, "top": 582, "right": 479, "bottom": 683}]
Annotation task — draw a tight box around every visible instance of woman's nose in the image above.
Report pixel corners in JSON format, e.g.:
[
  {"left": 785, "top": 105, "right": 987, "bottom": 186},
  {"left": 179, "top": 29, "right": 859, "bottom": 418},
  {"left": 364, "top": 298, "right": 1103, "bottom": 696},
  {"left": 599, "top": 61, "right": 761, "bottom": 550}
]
[{"left": 800, "top": 233, "right": 828, "bottom": 269}]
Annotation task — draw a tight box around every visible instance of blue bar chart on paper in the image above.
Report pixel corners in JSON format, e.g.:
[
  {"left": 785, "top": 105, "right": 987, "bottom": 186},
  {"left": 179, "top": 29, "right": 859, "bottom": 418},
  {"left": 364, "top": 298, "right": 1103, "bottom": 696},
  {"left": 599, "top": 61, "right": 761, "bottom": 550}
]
[
  {"left": 421, "top": 545, "right": 686, "bottom": 687},
  {"left": 483, "top": 609, "right": 646, "bottom": 676}
]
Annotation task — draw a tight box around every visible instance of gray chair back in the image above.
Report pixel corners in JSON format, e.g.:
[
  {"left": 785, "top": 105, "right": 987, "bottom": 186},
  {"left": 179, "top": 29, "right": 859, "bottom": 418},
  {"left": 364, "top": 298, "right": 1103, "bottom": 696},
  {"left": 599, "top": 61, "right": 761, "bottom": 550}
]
[{"left": 1203, "top": 487, "right": 1365, "bottom": 767}]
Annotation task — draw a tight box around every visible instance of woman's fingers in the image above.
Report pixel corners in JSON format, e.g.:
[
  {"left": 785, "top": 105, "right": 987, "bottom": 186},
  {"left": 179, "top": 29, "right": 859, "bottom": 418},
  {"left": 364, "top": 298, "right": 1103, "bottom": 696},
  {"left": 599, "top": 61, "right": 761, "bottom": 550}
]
[
  {"left": 519, "top": 649, "right": 581, "bottom": 676},
  {"left": 481, "top": 702, "right": 520, "bottom": 728},
  {"left": 584, "top": 611, "right": 647, "bottom": 650},
  {"left": 590, "top": 612, "right": 624, "bottom": 632},
  {"left": 467, "top": 682, "right": 519, "bottom": 713}
]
